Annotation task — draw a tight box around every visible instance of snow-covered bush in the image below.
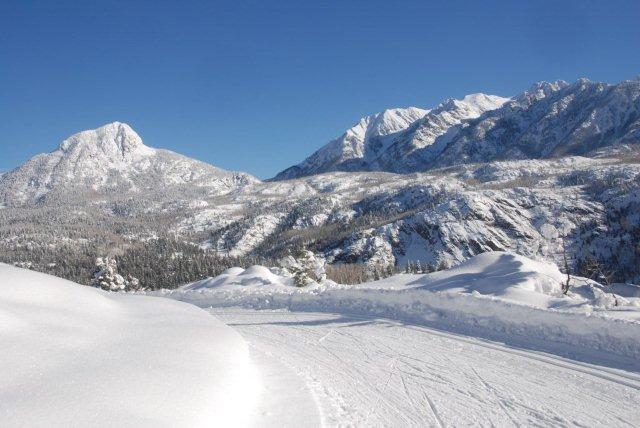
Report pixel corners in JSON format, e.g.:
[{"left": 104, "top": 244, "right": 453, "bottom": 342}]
[
  {"left": 91, "top": 257, "right": 141, "bottom": 291},
  {"left": 13, "top": 261, "right": 33, "bottom": 269},
  {"left": 280, "top": 249, "right": 326, "bottom": 287}
]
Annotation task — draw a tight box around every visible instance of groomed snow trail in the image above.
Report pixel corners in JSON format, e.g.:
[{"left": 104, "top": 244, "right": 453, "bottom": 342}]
[{"left": 212, "top": 308, "right": 640, "bottom": 428}]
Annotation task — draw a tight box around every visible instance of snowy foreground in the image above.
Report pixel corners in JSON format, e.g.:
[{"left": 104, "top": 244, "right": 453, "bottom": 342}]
[
  {"left": 3, "top": 253, "right": 640, "bottom": 426},
  {"left": 0, "top": 264, "right": 258, "bottom": 427},
  {"left": 165, "top": 251, "right": 640, "bottom": 426}
]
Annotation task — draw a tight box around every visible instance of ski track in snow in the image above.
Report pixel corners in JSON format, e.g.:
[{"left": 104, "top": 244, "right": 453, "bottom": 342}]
[{"left": 211, "top": 308, "right": 640, "bottom": 428}]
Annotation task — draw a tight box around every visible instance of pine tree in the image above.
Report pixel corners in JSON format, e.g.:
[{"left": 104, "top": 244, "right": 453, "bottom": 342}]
[
  {"left": 415, "top": 260, "right": 423, "bottom": 274},
  {"left": 91, "top": 256, "right": 141, "bottom": 291},
  {"left": 280, "top": 247, "right": 326, "bottom": 287}
]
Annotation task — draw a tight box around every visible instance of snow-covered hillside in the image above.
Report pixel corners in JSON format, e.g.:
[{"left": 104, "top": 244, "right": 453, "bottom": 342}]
[
  {"left": 196, "top": 155, "right": 640, "bottom": 284},
  {"left": 0, "top": 263, "right": 259, "bottom": 427},
  {"left": 0, "top": 122, "right": 257, "bottom": 206}
]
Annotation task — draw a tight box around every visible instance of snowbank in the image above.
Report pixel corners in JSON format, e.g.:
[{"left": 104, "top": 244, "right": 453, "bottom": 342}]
[
  {"left": 0, "top": 263, "right": 259, "bottom": 427},
  {"left": 168, "top": 252, "right": 640, "bottom": 363}
]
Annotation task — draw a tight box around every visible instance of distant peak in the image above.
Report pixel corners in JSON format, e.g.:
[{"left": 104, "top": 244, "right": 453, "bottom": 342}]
[
  {"left": 376, "top": 106, "right": 428, "bottom": 122},
  {"left": 461, "top": 93, "right": 508, "bottom": 104},
  {"left": 527, "top": 80, "right": 568, "bottom": 94},
  {"left": 435, "top": 93, "right": 509, "bottom": 114},
  {"left": 353, "top": 106, "right": 427, "bottom": 137},
  {"left": 95, "top": 121, "right": 141, "bottom": 141},
  {"left": 58, "top": 121, "right": 153, "bottom": 157},
  {"left": 512, "top": 80, "right": 569, "bottom": 105}
]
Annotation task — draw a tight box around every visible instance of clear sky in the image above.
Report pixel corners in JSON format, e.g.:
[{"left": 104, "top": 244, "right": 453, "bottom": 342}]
[{"left": 1, "top": 0, "right": 639, "bottom": 178}]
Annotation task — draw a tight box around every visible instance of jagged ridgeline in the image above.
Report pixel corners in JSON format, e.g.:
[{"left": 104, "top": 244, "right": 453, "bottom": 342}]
[{"left": 1, "top": 77, "right": 639, "bottom": 288}]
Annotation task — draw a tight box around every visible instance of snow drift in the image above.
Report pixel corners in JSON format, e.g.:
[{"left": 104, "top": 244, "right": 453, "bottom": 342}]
[
  {"left": 0, "top": 263, "right": 259, "bottom": 427},
  {"left": 168, "top": 252, "right": 640, "bottom": 364}
]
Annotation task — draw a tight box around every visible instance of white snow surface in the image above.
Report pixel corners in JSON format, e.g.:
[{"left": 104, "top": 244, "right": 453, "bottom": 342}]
[
  {"left": 0, "top": 263, "right": 259, "bottom": 427},
  {"left": 169, "top": 252, "right": 640, "bottom": 362},
  {"left": 160, "top": 251, "right": 640, "bottom": 426},
  {"left": 212, "top": 308, "right": 640, "bottom": 427}
]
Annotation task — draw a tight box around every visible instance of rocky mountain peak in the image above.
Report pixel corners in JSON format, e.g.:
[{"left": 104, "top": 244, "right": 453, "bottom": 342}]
[
  {"left": 58, "top": 121, "right": 153, "bottom": 160},
  {"left": 517, "top": 80, "right": 569, "bottom": 104}
]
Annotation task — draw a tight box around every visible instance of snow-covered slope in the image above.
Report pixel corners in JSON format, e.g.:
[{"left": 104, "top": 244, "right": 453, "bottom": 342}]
[
  {"left": 178, "top": 252, "right": 640, "bottom": 316},
  {"left": 273, "top": 93, "right": 508, "bottom": 179},
  {"left": 0, "top": 122, "right": 257, "bottom": 206},
  {"left": 0, "top": 263, "right": 259, "bottom": 427}
]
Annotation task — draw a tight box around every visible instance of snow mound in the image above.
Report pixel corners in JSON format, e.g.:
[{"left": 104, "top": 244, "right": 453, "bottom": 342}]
[
  {"left": 184, "top": 265, "right": 293, "bottom": 290},
  {"left": 398, "top": 252, "right": 565, "bottom": 308},
  {"left": 0, "top": 263, "right": 259, "bottom": 427}
]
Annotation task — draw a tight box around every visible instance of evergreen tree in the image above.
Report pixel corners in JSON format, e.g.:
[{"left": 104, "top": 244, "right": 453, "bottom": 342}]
[
  {"left": 280, "top": 247, "right": 326, "bottom": 287},
  {"left": 91, "top": 257, "right": 141, "bottom": 291}
]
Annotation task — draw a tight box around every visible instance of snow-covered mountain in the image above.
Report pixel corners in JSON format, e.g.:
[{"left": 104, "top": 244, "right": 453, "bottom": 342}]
[
  {"left": 0, "top": 122, "right": 257, "bottom": 206},
  {"left": 276, "top": 78, "right": 640, "bottom": 178},
  {"left": 1, "top": 78, "right": 640, "bottom": 287},
  {"left": 273, "top": 94, "right": 508, "bottom": 179}
]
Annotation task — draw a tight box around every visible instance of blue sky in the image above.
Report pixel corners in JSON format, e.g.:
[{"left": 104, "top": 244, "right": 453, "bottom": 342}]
[{"left": 1, "top": 0, "right": 639, "bottom": 178}]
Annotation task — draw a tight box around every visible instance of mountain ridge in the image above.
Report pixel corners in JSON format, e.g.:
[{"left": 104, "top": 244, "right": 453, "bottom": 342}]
[
  {"left": 272, "top": 93, "right": 509, "bottom": 180},
  {"left": 273, "top": 77, "right": 640, "bottom": 178}
]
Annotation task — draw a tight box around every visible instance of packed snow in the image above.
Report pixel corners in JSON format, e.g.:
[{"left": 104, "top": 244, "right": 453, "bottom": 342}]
[
  {"left": 0, "top": 263, "right": 259, "bottom": 427},
  {"left": 212, "top": 308, "right": 640, "bottom": 427}
]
